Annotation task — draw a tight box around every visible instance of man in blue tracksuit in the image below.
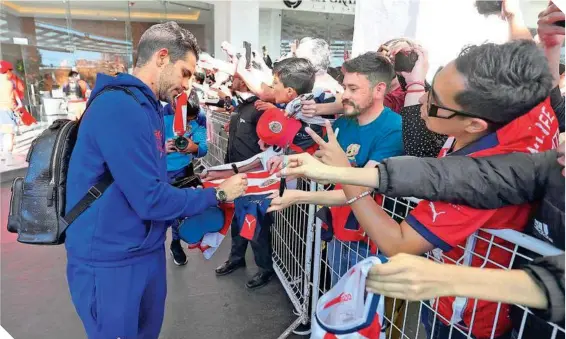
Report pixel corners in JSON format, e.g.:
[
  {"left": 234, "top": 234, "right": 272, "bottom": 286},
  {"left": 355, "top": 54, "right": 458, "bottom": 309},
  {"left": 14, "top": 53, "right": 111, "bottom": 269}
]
[
  {"left": 162, "top": 88, "right": 208, "bottom": 265},
  {"left": 64, "top": 22, "right": 247, "bottom": 339}
]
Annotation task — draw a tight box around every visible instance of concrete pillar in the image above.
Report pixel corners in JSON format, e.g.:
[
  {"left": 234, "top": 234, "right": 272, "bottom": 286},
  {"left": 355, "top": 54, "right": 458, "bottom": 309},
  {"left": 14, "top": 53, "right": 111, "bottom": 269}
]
[
  {"left": 352, "top": 0, "right": 419, "bottom": 57},
  {"left": 204, "top": 15, "right": 215, "bottom": 54},
  {"left": 352, "top": 0, "right": 513, "bottom": 81},
  {"left": 259, "top": 8, "right": 282, "bottom": 60},
  {"left": 213, "top": 0, "right": 260, "bottom": 61},
  {"left": 414, "top": 0, "right": 508, "bottom": 81}
]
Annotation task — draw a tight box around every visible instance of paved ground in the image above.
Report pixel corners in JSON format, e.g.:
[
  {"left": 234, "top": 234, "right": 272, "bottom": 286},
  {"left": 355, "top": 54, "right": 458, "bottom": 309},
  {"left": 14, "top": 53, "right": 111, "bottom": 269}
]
[{"left": 0, "top": 183, "right": 300, "bottom": 339}]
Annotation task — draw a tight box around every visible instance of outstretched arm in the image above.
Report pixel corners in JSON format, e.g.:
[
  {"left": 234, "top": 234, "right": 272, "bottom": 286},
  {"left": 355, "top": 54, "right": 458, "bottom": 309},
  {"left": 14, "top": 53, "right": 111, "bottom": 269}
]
[
  {"left": 282, "top": 150, "right": 561, "bottom": 210},
  {"left": 366, "top": 253, "right": 552, "bottom": 313}
]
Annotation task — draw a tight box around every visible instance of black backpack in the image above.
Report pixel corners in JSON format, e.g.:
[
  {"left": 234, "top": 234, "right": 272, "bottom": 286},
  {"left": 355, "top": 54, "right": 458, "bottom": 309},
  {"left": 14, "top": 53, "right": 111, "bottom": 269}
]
[{"left": 7, "top": 86, "right": 139, "bottom": 245}]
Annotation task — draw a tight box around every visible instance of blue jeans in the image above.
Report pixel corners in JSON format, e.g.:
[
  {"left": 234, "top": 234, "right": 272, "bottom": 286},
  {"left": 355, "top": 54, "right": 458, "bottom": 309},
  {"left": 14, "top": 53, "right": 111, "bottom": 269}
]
[{"left": 327, "top": 239, "right": 369, "bottom": 286}]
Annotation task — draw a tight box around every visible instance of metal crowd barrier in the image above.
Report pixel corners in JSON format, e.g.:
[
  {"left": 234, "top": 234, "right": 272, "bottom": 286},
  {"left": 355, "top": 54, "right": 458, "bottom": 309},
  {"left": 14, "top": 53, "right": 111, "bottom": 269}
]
[{"left": 202, "top": 108, "right": 565, "bottom": 339}]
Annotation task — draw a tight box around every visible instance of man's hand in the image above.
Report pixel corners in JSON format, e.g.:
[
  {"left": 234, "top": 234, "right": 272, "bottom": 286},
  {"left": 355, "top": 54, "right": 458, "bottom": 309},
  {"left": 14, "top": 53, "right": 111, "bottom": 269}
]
[
  {"left": 217, "top": 173, "right": 248, "bottom": 202},
  {"left": 255, "top": 100, "right": 276, "bottom": 112},
  {"left": 279, "top": 153, "right": 336, "bottom": 184},
  {"left": 166, "top": 139, "right": 176, "bottom": 154},
  {"left": 201, "top": 170, "right": 233, "bottom": 181},
  {"left": 300, "top": 99, "right": 317, "bottom": 118},
  {"left": 366, "top": 253, "right": 450, "bottom": 301},
  {"left": 178, "top": 139, "right": 197, "bottom": 154},
  {"left": 267, "top": 189, "right": 303, "bottom": 212},
  {"left": 306, "top": 120, "right": 350, "bottom": 167},
  {"left": 501, "top": 0, "right": 522, "bottom": 20},
  {"left": 388, "top": 44, "right": 429, "bottom": 84},
  {"left": 537, "top": 2, "right": 565, "bottom": 48},
  {"left": 267, "top": 155, "right": 283, "bottom": 174}
]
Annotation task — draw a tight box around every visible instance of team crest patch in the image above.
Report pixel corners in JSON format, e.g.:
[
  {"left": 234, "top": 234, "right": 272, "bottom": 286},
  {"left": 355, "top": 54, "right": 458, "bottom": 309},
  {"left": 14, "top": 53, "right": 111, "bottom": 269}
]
[
  {"left": 259, "top": 178, "right": 279, "bottom": 188},
  {"left": 269, "top": 121, "right": 283, "bottom": 134},
  {"left": 154, "top": 130, "right": 165, "bottom": 156}
]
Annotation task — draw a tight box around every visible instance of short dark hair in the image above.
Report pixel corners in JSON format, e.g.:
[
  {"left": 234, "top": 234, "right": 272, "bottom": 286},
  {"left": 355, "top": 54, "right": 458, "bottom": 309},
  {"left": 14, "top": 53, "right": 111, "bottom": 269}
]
[
  {"left": 327, "top": 67, "right": 342, "bottom": 81},
  {"left": 454, "top": 40, "right": 553, "bottom": 125},
  {"left": 195, "top": 71, "right": 205, "bottom": 84},
  {"left": 187, "top": 88, "right": 200, "bottom": 117},
  {"left": 474, "top": 0, "right": 503, "bottom": 16},
  {"left": 136, "top": 21, "right": 200, "bottom": 67},
  {"left": 274, "top": 57, "right": 316, "bottom": 95},
  {"left": 342, "top": 52, "right": 395, "bottom": 89},
  {"left": 68, "top": 70, "right": 79, "bottom": 77}
]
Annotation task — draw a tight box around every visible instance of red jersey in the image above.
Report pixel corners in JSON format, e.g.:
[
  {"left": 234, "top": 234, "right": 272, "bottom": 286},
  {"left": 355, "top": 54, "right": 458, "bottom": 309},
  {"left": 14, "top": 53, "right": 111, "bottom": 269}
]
[{"left": 405, "top": 98, "right": 559, "bottom": 338}]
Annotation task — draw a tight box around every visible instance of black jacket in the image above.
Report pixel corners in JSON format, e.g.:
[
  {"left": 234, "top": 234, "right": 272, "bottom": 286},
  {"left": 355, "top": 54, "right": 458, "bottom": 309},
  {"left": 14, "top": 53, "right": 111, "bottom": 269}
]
[
  {"left": 376, "top": 150, "right": 564, "bottom": 323},
  {"left": 225, "top": 96, "right": 262, "bottom": 164}
]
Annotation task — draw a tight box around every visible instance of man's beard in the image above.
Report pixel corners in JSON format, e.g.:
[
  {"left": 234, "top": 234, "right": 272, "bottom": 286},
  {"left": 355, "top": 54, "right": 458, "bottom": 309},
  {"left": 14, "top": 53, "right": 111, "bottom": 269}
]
[
  {"left": 342, "top": 97, "right": 372, "bottom": 119},
  {"left": 158, "top": 64, "right": 178, "bottom": 108}
]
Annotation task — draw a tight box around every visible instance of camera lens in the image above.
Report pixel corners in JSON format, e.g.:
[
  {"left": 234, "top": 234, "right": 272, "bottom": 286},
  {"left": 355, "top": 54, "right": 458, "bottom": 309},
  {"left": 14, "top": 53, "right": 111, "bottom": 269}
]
[{"left": 175, "top": 137, "right": 190, "bottom": 151}]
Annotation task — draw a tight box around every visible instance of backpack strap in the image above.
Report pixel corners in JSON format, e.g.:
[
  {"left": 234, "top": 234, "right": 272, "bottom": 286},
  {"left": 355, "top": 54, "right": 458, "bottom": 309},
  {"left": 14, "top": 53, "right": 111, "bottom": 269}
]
[{"left": 61, "top": 86, "right": 141, "bottom": 227}]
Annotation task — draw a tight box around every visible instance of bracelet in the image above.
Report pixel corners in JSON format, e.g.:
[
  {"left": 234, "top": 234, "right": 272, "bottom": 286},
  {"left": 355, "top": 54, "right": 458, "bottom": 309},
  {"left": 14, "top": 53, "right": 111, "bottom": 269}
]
[
  {"left": 346, "top": 190, "right": 373, "bottom": 205},
  {"left": 406, "top": 82, "right": 425, "bottom": 89},
  {"left": 406, "top": 89, "right": 426, "bottom": 94}
]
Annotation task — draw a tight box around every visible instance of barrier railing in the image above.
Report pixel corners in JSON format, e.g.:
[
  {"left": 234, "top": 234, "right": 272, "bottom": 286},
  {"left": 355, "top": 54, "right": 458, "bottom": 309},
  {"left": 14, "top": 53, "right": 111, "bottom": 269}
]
[{"left": 201, "top": 108, "right": 565, "bottom": 339}]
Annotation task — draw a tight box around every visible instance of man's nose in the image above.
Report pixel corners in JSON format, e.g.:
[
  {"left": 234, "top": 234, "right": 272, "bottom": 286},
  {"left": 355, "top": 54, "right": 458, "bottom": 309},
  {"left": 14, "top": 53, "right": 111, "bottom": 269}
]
[{"left": 182, "top": 78, "right": 192, "bottom": 91}]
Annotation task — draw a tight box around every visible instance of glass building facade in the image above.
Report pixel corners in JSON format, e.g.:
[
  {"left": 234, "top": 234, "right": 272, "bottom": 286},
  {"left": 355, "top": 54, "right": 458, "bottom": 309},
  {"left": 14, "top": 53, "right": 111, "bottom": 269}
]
[
  {"left": 1, "top": 0, "right": 355, "bottom": 123},
  {"left": 0, "top": 0, "right": 215, "bottom": 121}
]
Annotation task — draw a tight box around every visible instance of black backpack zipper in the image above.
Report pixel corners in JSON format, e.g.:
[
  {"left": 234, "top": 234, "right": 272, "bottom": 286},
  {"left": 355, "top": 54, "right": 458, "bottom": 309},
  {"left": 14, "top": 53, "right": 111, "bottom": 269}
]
[{"left": 47, "top": 121, "right": 75, "bottom": 207}]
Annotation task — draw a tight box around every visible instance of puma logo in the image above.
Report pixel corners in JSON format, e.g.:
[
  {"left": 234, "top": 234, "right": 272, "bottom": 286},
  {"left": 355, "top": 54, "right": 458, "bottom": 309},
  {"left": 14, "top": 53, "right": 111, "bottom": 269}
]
[
  {"left": 429, "top": 202, "right": 446, "bottom": 223},
  {"left": 244, "top": 215, "right": 256, "bottom": 230},
  {"left": 324, "top": 292, "right": 352, "bottom": 310}
]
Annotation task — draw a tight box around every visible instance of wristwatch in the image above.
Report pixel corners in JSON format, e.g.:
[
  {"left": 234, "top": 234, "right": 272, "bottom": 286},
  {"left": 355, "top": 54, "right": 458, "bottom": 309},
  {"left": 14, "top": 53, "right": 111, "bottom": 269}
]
[{"left": 215, "top": 188, "right": 228, "bottom": 203}]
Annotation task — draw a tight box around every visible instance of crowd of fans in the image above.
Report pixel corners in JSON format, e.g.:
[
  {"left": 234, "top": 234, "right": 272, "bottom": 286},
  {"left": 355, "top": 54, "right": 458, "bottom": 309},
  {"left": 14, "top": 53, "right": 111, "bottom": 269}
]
[
  {"left": 177, "top": 1, "right": 565, "bottom": 338},
  {"left": 31, "top": 0, "right": 565, "bottom": 338}
]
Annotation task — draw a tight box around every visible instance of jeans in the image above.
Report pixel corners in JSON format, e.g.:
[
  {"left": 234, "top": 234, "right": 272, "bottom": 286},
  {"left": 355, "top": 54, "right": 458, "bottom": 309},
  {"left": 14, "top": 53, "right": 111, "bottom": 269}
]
[
  {"left": 229, "top": 217, "right": 273, "bottom": 273},
  {"left": 327, "top": 239, "right": 369, "bottom": 287}
]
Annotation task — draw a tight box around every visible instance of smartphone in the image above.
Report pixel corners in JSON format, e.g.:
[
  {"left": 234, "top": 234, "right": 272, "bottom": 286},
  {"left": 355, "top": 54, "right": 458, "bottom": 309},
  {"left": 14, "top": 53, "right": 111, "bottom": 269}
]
[
  {"left": 394, "top": 51, "right": 418, "bottom": 73},
  {"left": 243, "top": 41, "right": 252, "bottom": 69}
]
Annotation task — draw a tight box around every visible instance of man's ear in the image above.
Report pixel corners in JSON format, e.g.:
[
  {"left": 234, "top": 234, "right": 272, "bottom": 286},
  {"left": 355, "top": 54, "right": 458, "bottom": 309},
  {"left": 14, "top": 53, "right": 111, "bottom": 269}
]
[
  {"left": 156, "top": 48, "right": 171, "bottom": 68},
  {"left": 287, "top": 87, "right": 298, "bottom": 100},
  {"left": 373, "top": 82, "right": 387, "bottom": 99},
  {"left": 465, "top": 118, "right": 489, "bottom": 134}
]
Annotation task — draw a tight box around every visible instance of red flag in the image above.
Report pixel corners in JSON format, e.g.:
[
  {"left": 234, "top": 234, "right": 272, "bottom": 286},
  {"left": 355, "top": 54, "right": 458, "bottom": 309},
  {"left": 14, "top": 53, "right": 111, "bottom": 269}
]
[{"left": 173, "top": 91, "right": 188, "bottom": 136}]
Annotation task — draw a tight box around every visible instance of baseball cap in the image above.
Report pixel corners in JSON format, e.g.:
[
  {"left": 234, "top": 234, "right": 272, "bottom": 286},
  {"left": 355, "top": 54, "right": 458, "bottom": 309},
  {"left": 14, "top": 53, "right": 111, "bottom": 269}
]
[
  {"left": 178, "top": 206, "right": 225, "bottom": 245},
  {"left": 0, "top": 60, "right": 13, "bottom": 74},
  {"left": 256, "top": 108, "right": 302, "bottom": 149}
]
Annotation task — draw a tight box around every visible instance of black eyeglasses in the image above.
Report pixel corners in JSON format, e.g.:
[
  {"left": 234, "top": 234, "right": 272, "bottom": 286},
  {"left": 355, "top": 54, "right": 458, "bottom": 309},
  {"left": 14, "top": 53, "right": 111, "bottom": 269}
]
[{"left": 427, "top": 68, "right": 499, "bottom": 125}]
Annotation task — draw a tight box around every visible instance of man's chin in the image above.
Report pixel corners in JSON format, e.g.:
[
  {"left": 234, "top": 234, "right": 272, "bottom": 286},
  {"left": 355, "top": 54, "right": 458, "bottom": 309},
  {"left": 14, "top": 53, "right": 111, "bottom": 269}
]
[{"left": 343, "top": 109, "right": 359, "bottom": 117}]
